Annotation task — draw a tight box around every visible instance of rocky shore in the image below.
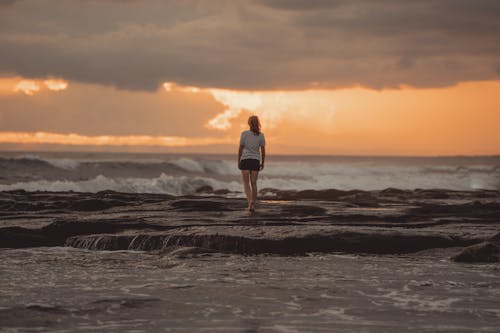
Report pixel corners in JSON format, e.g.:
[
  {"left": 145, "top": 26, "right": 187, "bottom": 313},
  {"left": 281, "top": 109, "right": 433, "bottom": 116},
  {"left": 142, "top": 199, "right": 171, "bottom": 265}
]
[{"left": 1, "top": 188, "right": 499, "bottom": 262}]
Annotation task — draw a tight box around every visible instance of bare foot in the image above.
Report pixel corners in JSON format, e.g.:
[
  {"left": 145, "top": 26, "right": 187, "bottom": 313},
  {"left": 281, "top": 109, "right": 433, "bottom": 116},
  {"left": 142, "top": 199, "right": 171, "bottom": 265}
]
[{"left": 248, "top": 201, "right": 255, "bottom": 212}]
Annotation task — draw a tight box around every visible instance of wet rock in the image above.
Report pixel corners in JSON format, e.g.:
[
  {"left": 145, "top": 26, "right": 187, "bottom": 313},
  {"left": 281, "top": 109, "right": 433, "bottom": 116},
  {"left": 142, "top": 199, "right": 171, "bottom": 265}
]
[
  {"left": 0, "top": 192, "right": 137, "bottom": 212},
  {"left": 0, "top": 218, "right": 164, "bottom": 248},
  {"left": 451, "top": 242, "right": 500, "bottom": 263},
  {"left": 195, "top": 185, "right": 213, "bottom": 194},
  {"left": 214, "top": 189, "right": 231, "bottom": 195},
  {"left": 264, "top": 188, "right": 362, "bottom": 201},
  {"left": 70, "top": 198, "right": 129, "bottom": 211},
  {"left": 343, "top": 192, "right": 381, "bottom": 207},
  {"left": 414, "top": 189, "right": 451, "bottom": 199},
  {"left": 380, "top": 188, "right": 410, "bottom": 197},
  {"left": 490, "top": 232, "right": 500, "bottom": 244},
  {"left": 170, "top": 199, "right": 233, "bottom": 211},
  {"left": 407, "top": 201, "right": 500, "bottom": 220},
  {"left": 280, "top": 205, "right": 327, "bottom": 216},
  {"left": 41, "top": 219, "right": 123, "bottom": 239},
  {"left": 0, "top": 227, "right": 54, "bottom": 248},
  {"left": 66, "top": 229, "right": 477, "bottom": 255},
  {"left": 1, "top": 189, "right": 499, "bottom": 259}
]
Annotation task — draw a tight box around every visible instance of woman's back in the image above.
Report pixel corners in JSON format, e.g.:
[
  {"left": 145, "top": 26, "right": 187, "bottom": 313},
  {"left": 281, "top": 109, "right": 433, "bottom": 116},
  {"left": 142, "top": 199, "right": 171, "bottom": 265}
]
[{"left": 240, "top": 130, "right": 266, "bottom": 161}]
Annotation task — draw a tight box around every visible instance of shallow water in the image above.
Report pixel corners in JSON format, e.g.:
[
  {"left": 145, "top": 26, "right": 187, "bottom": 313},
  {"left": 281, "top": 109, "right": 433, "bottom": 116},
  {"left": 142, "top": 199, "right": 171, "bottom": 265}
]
[{"left": 1, "top": 247, "right": 499, "bottom": 332}]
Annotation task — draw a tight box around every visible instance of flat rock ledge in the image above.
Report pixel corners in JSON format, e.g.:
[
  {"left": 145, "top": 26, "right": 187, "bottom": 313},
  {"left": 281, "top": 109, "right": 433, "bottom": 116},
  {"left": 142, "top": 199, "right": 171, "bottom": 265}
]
[
  {"left": 1, "top": 189, "right": 499, "bottom": 261},
  {"left": 65, "top": 228, "right": 478, "bottom": 255},
  {"left": 451, "top": 232, "right": 500, "bottom": 263}
]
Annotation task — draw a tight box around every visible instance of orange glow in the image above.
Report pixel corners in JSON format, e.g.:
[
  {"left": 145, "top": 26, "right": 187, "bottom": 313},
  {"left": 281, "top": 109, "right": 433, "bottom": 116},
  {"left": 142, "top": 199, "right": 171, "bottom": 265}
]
[
  {"left": 163, "top": 81, "right": 336, "bottom": 131},
  {"left": 163, "top": 82, "right": 200, "bottom": 93},
  {"left": 0, "top": 77, "right": 23, "bottom": 95},
  {"left": 164, "top": 80, "right": 500, "bottom": 155},
  {"left": 1, "top": 77, "right": 69, "bottom": 96},
  {"left": 0, "top": 131, "right": 233, "bottom": 147},
  {"left": 0, "top": 78, "right": 498, "bottom": 155},
  {"left": 44, "top": 79, "right": 68, "bottom": 91},
  {"left": 14, "top": 80, "right": 40, "bottom": 96}
]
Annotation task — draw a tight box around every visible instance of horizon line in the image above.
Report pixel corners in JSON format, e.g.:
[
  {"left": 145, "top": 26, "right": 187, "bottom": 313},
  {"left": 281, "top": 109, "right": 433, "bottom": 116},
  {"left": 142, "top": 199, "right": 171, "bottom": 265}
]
[{"left": 0, "top": 149, "right": 499, "bottom": 159}]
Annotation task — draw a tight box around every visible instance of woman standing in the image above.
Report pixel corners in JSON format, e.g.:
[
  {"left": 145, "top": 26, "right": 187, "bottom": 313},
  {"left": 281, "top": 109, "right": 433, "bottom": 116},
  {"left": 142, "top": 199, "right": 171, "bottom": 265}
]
[{"left": 238, "top": 115, "right": 266, "bottom": 211}]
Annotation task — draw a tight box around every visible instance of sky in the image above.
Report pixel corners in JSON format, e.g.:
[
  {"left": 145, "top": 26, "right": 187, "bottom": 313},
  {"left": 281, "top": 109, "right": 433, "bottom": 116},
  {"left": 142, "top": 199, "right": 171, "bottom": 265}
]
[{"left": 0, "top": 0, "right": 499, "bottom": 155}]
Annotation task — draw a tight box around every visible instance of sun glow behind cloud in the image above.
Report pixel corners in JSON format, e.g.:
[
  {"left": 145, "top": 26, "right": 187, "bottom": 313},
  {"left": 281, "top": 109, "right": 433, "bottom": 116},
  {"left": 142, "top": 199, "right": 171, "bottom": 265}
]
[
  {"left": 0, "top": 131, "right": 233, "bottom": 147},
  {"left": 43, "top": 79, "right": 68, "bottom": 91},
  {"left": 163, "top": 82, "right": 337, "bottom": 132},
  {"left": 1, "top": 77, "right": 498, "bottom": 155},
  {"left": 14, "top": 80, "right": 40, "bottom": 96},
  {"left": 10, "top": 78, "right": 68, "bottom": 95}
]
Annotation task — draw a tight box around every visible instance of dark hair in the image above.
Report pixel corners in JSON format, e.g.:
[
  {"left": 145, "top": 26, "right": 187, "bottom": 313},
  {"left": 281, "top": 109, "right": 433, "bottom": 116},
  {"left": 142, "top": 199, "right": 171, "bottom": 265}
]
[{"left": 248, "top": 115, "right": 261, "bottom": 135}]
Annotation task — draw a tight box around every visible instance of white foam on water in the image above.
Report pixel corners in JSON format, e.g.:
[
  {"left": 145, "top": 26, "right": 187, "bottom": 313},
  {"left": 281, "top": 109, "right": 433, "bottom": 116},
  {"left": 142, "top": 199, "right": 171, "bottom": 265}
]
[
  {"left": 168, "top": 158, "right": 205, "bottom": 173},
  {"left": 17, "top": 154, "right": 80, "bottom": 169},
  {"left": 1, "top": 165, "right": 498, "bottom": 194},
  {"left": 1, "top": 153, "right": 499, "bottom": 192},
  {"left": 202, "top": 159, "right": 240, "bottom": 176},
  {"left": 44, "top": 157, "right": 80, "bottom": 170},
  {"left": 0, "top": 173, "right": 241, "bottom": 196}
]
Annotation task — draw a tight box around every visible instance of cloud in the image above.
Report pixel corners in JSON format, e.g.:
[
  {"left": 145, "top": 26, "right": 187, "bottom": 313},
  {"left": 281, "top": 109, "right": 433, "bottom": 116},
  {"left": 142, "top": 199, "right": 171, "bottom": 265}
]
[
  {"left": 11, "top": 78, "right": 68, "bottom": 95},
  {"left": 163, "top": 82, "right": 337, "bottom": 132},
  {"left": 0, "top": 0, "right": 499, "bottom": 91},
  {"left": 259, "top": 0, "right": 345, "bottom": 11},
  {"left": 0, "top": 131, "right": 233, "bottom": 147},
  {"left": 0, "top": 80, "right": 224, "bottom": 136},
  {"left": 13, "top": 79, "right": 39, "bottom": 95},
  {"left": 0, "top": 0, "right": 17, "bottom": 7}
]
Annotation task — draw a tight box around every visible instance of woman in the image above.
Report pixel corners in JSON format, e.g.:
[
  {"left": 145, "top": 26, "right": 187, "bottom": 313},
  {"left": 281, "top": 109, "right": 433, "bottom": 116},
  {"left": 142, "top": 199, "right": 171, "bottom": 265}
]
[{"left": 238, "top": 115, "right": 266, "bottom": 211}]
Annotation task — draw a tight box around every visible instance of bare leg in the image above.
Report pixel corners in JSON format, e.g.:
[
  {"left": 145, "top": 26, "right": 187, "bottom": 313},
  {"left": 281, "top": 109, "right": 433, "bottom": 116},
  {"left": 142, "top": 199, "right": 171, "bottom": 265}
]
[
  {"left": 241, "top": 171, "right": 252, "bottom": 209},
  {"left": 249, "top": 170, "right": 259, "bottom": 210}
]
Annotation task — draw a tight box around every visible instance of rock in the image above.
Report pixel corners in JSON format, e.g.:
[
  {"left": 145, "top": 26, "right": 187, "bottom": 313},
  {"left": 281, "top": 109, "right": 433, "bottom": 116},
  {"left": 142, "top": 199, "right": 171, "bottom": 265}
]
[
  {"left": 1, "top": 189, "right": 499, "bottom": 259},
  {"left": 0, "top": 227, "right": 54, "bottom": 248},
  {"left": 0, "top": 218, "right": 164, "bottom": 248},
  {"left": 213, "top": 189, "right": 231, "bottom": 195},
  {"left": 265, "top": 189, "right": 362, "bottom": 201},
  {"left": 414, "top": 189, "right": 451, "bottom": 199},
  {"left": 343, "top": 192, "right": 381, "bottom": 207},
  {"left": 380, "top": 188, "right": 410, "bottom": 196},
  {"left": 70, "top": 198, "right": 129, "bottom": 211},
  {"left": 280, "top": 204, "right": 327, "bottom": 216},
  {"left": 65, "top": 229, "right": 477, "bottom": 255},
  {"left": 451, "top": 242, "right": 500, "bottom": 263},
  {"left": 489, "top": 232, "right": 500, "bottom": 244},
  {"left": 170, "top": 199, "right": 234, "bottom": 211},
  {"left": 195, "top": 185, "right": 213, "bottom": 194}
]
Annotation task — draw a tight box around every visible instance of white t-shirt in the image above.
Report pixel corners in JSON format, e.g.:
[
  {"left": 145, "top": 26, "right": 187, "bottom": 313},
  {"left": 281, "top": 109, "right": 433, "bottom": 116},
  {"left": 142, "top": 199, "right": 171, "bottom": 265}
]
[{"left": 240, "top": 130, "right": 265, "bottom": 161}]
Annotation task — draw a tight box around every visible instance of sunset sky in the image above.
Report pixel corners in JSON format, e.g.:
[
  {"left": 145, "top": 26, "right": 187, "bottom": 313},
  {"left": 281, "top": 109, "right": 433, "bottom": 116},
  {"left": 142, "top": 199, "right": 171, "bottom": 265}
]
[{"left": 0, "top": 0, "right": 499, "bottom": 155}]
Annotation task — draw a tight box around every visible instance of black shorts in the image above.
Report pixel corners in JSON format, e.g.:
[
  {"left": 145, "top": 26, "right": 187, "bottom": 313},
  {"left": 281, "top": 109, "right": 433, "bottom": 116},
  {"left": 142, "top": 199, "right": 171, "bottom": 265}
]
[{"left": 239, "top": 159, "right": 260, "bottom": 171}]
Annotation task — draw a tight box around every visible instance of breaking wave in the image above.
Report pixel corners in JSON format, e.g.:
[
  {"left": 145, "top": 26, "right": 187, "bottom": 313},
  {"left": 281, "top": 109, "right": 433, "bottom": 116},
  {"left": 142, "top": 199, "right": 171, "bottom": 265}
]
[
  {"left": 0, "top": 173, "right": 241, "bottom": 196},
  {"left": 1, "top": 153, "right": 499, "bottom": 194},
  {"left": 0, "top": 155, "right": 80, "bottom": 170}
]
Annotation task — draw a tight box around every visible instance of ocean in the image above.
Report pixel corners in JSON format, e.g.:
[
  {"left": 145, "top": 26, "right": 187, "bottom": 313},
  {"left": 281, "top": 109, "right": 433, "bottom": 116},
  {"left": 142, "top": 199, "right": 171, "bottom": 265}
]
[
  {"left": 0, "top": 151, "right": 499, "bottom": 194},
  {"left": 1, "top": 151, "right": 500, "bottom": 332}
]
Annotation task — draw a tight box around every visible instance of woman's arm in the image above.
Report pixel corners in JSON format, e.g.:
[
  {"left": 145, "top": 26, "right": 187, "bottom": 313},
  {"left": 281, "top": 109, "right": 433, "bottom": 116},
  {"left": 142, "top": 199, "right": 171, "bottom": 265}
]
[
  {"left": 238, "top": 145, "right": 243, "bottom": 166},
  {"left": 260, "top": 146, "right": 266, "bottom": 170}
]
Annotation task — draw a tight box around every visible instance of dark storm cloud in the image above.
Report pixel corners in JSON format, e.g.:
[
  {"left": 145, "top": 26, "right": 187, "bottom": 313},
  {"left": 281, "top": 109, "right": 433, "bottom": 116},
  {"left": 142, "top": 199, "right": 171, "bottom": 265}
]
[
  {"left": 258, "top": 0, "right": 345, "bottom": 11},
  {"left": 0, "top": 0, "right": 17, "bottom": 6},
  {"left": 0, "top": 0, "right": 499, "bottom": 91}
]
